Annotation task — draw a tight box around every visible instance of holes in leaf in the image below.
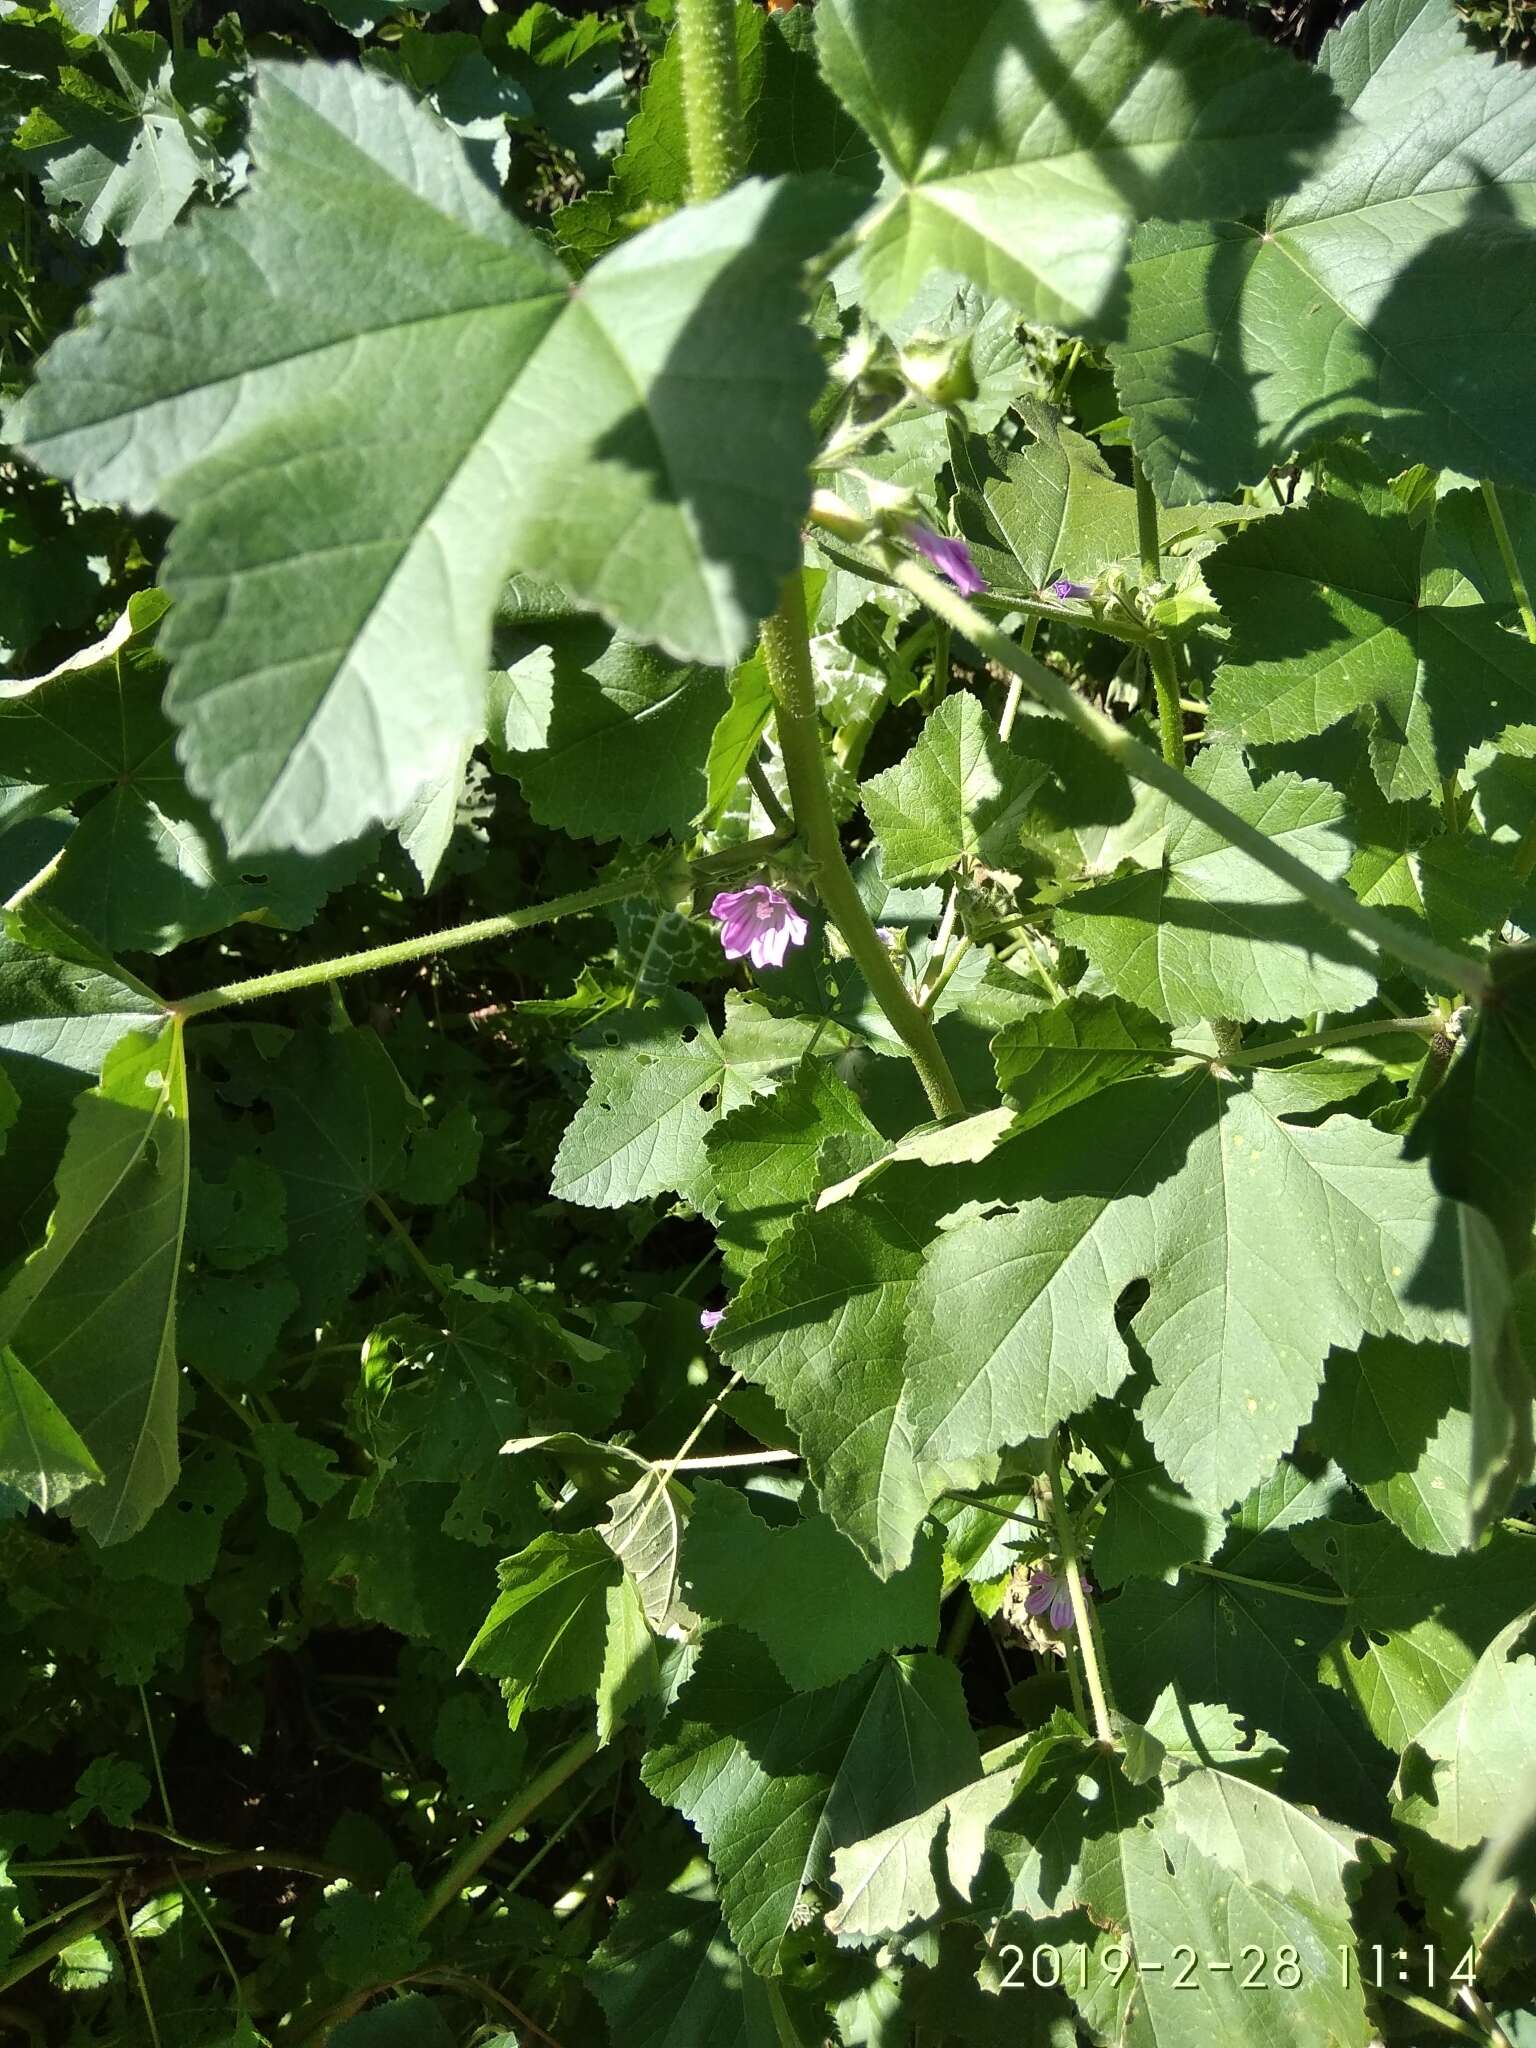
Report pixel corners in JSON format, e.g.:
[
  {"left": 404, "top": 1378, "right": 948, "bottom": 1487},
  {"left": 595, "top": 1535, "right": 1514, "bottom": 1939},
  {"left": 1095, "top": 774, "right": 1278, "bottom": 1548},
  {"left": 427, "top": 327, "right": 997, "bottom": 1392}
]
[
  {"left": 699, "top": 1089, "right": 718, "bottom": 1113},
  {"left": 1348, "top": 1628, "right": 1369, "bottom": 1660}
]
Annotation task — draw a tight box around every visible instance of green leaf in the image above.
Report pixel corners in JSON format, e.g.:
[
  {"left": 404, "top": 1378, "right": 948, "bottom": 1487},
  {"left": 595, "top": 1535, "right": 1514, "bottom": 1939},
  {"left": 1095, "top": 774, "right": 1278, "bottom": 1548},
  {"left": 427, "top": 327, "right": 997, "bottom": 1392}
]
[
  {"left": 0, "top": 1019, "right": 188, "bottom": 1544},
  {"left": 459, "top": 1529, "right": 619, "bottom": 1727},
  {"left": 499, "top": 616, "right": 728, "bottom": 844},
  {"left": 598, "top": 1569, "right": 661, "bottom": 1746},
  {"left": 907, "top": 1064, "right": 1458, "bottom": 1512},
  {"left": 955, "top": 412, "right": 1259, "bottom": 597},
  {"left": 1207, "top": 498, "right": 1536, "bottom": 802},
  {"left": 640, "top": 1629, "right": 978, "bottom": 1972},
  {"left": 251, "top": 1421, "right": 343, "bottom": 1535},
  {"left": 187, "top": 1158, "right": 288, "bottom": 1273},
  {"left": 1163, "top": 1765, "right": 1383, "bottom": 1916},
  {"left": 813, "top": 1108, "right": 1019, "bottom": 1212},
  {"left": 317, "top": 1864, "right": 428, "bottom": 1990},
  {"left": 991, "top": 994, "right": 1170, "bottom": 1131},
  {"left": 861, "top": 693, "right": 1043, "bottom": 884},
  {"left": 1100, "top": 1545, "right": 1391, "bottom": 1828},
  {"left": 1054, "top": 746, "right": 1378, "bottom": 1025},
  {"left": 1349, "top": 815, "right": 1520, "bottom": 953},
  {"left": 826, "top": 1748, "right": 1032, "bottom": 1945},
  {"left": 1077, "top": 1392, "right": 1222, "bottom": 1587},
  {"left": 1405, "top": 949, "right": 1536, "bottom": 1533},
  {"left": 1112, "top": 0, "right": 1536, "bottom": 500},
  {"left": 303, "top": 1479, "right": 493, "bottom": 1657},
  {"left": 329, "top": 1996, "right": 452, "bottom": 2048},
  {"left": 705, "top": 1055, "right": 880, "bottom": 1278},
  {"left": 253, "top": 1026, "right": 417, "bottom": 1324},
  {"left": 1310, "top": 1338, "right": 1476, "bottom": 1555},
  {"left": 1071, "top": 1807, "right": 1374, "bottom": 2048},
  {"left": 1290, "top": 1516, "right": 1536, "bottom": 1754},
  {"left": 97, "top": 1439, "right": 245, "bottom": 1585},
  {"left": 18, "top": 34, "right": 238, "bottom": 248},
  {"left": 678, "top": 1481, "right": 942, "bottom": 1689},
  {"left": 553, "top": 994, "right": 818, "bottom": 1212},
  {"left": 590, "top": 1879, "right": 795, "bottom": 2048},
  {"left": 718, "top": 1173, "right": 999, "bottom": 1575},
  {"left": 7, "top": 62, "right": 858, "bottom": 854},
  {"left": 1410, "top": 948, "right": 1536, "bottom": 1273},
  {"left": 66, "top": 1755, "right": 150, "bottom": 1828},
  {"left": 0, "top": 1347, "right": 102, "bottom": 1515},
  {"left": 1396, "top": 1609, "right": 1536, "bottom": 1851},
  {"left": 0, "top": 610, "right": 372, "bottom": 952},
  {"left": 0, "top": 924, "right": 163, "bottom": 1245},
  {"left": 817, "top": 0, "right": 1339, "bottom": 334}
]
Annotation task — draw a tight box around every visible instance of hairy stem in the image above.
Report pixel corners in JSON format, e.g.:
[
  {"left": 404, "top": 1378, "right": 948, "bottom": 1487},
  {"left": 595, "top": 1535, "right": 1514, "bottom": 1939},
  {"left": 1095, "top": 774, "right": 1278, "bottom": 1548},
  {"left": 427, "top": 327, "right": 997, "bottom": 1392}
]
[
  {"left": 676, "top": 0, "right": 744, "bottom": 202},
  {"left": 761, "top": 574, "right": 967, "bottom": 1117},
  {"left": 1044, "top": 1437, "right": 1115, "bottom": 1745},
  {"left": 173, "top": 874, "right": 638, "bottom": 1020},
  {"left": 871, "top": 545, "right": 1489, "bottom": 1000},
  {"left": 1482, "top": 480, "right": 1536, "bottom": 646}
]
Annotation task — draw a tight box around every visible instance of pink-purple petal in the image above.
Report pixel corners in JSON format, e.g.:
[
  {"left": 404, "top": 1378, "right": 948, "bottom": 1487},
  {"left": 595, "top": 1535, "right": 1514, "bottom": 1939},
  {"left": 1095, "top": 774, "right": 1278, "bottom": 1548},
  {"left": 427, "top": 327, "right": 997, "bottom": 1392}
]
[{"left": 905, "top": 522, "right": 987, "bottom": 597}]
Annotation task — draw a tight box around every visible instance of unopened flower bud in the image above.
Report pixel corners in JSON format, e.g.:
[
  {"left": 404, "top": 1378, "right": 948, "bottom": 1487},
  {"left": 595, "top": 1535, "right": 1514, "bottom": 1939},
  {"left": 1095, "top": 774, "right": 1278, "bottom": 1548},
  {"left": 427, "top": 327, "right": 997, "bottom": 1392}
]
[{"left": 898, "top": 335, "right": 978, "bottom": 408}]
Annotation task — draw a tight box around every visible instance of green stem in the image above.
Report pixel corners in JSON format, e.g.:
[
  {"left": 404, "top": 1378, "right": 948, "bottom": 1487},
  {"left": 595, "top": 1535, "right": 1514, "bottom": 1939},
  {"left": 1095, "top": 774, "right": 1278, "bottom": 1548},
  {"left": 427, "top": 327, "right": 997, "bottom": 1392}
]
[
  {"left": 1381, "top": 1989, "right": 1488, "bottom": 2044},
  {"left": 997, "top": 619, "right": 1038, "bottom": 743},
  {"left": 930, "top": 619, "right": 951, "bottom": 704},
  {"left": 1134, "top": 451, "right": 1161, "bottom": 587},
  {"left": 746, "top": 755, "right": 794, "bottom": 836},
  {"left": 0, "top": 1897, "right": 118, "bottom": 1997},
  {"left": 173, "top": 874, "right": 637, "bottom": 1021},
  {"left": 940, "top": 1491, "right": 1042, "bottom": 1532},
  {"left": 671, "top": 1447, "right": 798, "bottom": 1469},
  {"left": 760, "top": 575, "right": 966, "bottom": 1117},
  {"left": 369, "top": 1195, "right": 449, "bottom": 1298},
  {"left": 1133, "top": 456, "right": 1185, "bottom": 771},
  {"left": 941, "top": 1597, "right": 977, "bottom": 1663},
  {"left": 1481, "top": 480, "right": 1536, "bottom": 645},
  {"left": 118, "top": 1893, "right": 162, "bottom": 2048},
  {"left": 1224, "top": 1013, "right": 1441, "bottom": 1066},
  {"left": 1147, "top": 640, "right": 1185, "bottom": 771},
  {"left": 1188, "top": 1562, "right": 1346, "bottom": 1607},
  {"left": 1044, "top": 1437, "right": 1115, "bottom": 1745},
  {"left": 675, "top": 0, "right": 744, "bottom": 201},
  {"left": 415, "top": 1731, "right": 601, "bottom": 1931},
  {"left": 878, "top": 550, "right": 1488, "bottom": 1000},
  {"left": 139, "top": 1686, "right": 175, "bottom": 1833}
]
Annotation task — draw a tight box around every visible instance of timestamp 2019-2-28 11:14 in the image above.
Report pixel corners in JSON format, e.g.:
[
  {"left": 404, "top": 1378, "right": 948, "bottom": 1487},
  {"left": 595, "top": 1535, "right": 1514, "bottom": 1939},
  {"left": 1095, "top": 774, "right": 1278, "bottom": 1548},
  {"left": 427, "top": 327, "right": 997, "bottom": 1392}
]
[{"left": 993, "top": 1940, "right": 1485, "bottom": 1995}]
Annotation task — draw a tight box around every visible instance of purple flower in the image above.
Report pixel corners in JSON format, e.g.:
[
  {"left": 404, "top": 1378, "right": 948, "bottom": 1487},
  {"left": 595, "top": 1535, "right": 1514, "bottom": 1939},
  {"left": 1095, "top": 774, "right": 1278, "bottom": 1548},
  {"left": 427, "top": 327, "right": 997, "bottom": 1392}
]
[
  {"left": 905, "top": 523, "right": 987, "bottom": 597},
  {"left": 1052, "top": 579, "right": 1092, "bottom": 601},
  {"left": 1024, "top": 1565, "right": 1093, "bottom": 1632},
  {"left": 710, "top": 885, "right": 809, "bottom": 971},
  {"left": 699, "top": 1307, "right": 725, "bottom": 1332}
]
